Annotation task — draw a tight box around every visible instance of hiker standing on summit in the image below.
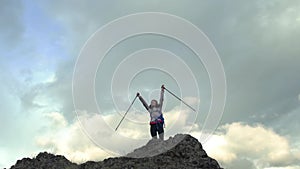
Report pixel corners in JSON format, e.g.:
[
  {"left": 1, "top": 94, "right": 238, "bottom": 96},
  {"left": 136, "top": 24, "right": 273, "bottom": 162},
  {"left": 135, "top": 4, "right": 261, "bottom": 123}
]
[{"left": 137, "top": 85, "right": 165, "bottom": 140}]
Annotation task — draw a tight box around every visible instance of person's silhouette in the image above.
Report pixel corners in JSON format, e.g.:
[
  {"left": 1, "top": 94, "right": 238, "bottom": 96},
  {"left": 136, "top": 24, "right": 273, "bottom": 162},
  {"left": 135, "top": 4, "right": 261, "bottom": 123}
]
[{"left": 137, "top": 85, "right": 165, "bottom": 140}]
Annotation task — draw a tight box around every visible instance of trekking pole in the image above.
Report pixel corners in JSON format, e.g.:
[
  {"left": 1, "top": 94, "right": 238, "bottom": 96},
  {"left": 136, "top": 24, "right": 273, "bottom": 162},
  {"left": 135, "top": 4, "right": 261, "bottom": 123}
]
[
  {"left": 115, "top": 94, "right": 138, "bottom": 131},
  {"left": 164, "top": 87, "right": 197, "bottom": 112}
]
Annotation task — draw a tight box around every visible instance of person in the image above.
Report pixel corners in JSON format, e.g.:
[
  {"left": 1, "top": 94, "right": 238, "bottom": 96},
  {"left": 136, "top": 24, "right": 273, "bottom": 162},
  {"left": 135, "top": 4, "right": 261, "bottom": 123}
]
[{"left": 137, "top": 85, "right": 165, "bottom": 140}]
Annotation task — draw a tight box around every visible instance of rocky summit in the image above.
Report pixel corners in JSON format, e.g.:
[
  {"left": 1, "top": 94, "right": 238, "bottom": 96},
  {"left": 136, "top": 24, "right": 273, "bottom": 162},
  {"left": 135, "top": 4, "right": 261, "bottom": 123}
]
[{"left": 10, "top": 134, "right": 222, "bottom": 169}]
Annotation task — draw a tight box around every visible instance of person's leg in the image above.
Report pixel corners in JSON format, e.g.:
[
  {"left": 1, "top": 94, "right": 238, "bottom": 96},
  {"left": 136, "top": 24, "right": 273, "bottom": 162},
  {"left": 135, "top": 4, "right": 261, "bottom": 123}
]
[
  {"left": 150, "top": 124, "right": 157, "bottom": 139},
  {"left": 158, "top": 133, "right": 164, "bottom": 140},
  {"left": 157, "top": 123, "right": 164, "bottom": 140}
]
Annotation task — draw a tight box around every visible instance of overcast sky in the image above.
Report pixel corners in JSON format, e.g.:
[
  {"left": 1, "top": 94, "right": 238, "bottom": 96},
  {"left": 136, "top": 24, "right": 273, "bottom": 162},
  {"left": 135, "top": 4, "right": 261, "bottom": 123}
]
[{"left": 1, "top": 1, "right": 300, "bottom": 169}]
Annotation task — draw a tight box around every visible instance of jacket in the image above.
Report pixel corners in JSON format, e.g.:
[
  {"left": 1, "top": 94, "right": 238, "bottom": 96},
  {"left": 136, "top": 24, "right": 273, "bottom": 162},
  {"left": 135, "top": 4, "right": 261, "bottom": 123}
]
[{"left": 138, "top": 89, "right": 164, "bottom": 124}]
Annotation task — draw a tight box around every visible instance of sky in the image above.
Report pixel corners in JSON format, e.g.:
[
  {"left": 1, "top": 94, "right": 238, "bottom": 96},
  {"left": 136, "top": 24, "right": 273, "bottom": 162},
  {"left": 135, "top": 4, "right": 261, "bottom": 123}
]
[{"left": 1, "top": 0, "right": 300, "bottom": 168}]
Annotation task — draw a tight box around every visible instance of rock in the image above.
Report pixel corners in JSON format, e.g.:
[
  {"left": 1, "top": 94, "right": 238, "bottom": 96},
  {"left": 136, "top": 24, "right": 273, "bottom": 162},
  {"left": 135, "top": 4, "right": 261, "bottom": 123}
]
[
  {"left": 10, "top": 152, "right": 78, "bottom": 169},
  {"left": 10, "top": 134, "right": 222, "bottom": 169}
]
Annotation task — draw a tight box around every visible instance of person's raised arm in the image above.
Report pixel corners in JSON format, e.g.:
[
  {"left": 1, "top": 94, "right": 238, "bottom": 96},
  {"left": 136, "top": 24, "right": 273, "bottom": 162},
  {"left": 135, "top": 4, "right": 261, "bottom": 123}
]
[
  {"left": 159, "top": 85, "right": 165, "bottom": 109},
  {"left": 137, "top": 93, "right": 149, "bottom": 111}
]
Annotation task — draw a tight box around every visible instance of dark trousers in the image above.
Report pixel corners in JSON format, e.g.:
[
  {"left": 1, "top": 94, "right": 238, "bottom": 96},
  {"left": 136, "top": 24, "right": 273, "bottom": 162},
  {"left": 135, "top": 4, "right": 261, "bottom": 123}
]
[{"left": 150, "top": 122, "right": 164, "bottom": 137}]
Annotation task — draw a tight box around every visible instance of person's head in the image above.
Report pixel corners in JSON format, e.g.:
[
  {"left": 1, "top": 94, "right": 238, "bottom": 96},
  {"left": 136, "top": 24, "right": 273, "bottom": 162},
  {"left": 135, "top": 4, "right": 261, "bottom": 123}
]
[{"left": 150, "top": 99, "right": 158, "bottom": 107}]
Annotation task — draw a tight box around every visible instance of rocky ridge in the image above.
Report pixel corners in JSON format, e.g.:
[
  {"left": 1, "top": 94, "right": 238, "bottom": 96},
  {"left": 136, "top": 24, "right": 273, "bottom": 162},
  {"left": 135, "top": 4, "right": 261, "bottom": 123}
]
[{"left": 10, "top": 134, "right": 222, "bottom": 169}]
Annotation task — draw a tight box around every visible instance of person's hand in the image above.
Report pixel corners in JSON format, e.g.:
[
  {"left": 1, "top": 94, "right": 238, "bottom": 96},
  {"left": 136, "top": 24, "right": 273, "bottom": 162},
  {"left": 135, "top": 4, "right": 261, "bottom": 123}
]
[
  {"left": 136, "top": 92, "right": 140, "bottom": 97},
  {"left": 161, "top": 84, "right": 165, "bottom": 90}
]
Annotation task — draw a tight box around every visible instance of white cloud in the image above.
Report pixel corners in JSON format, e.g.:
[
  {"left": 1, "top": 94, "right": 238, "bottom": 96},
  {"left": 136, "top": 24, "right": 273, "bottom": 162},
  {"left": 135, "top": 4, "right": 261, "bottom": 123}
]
[
  {"left": 203, "top": 122, "right": 300, "bottom": 169},
  {"left": 202, "top": 134, "right": 237, "bottom": 163},
  {"left": 0, "top": 149, "right": 8, "bottom": 168},
  {"left": 35, "top": 111, "right": 300, "bottom": 169},
  {"left": 36, "top": 112, "right": 111, "bottom": 163},
  {"left": 264, "top": 166, "right": 300, "bottom": 169},
  {"left": 44, "top": 112, "right": 67, "bottom": 128},
  {"left": 35, "top": 103, "right": 200, "bottom": 163},
  {"left": 75, "top": 104, "right": 198, "bottom": 153},
  {"left": 183, "top": 96, "right": 200, "bottom": 106}
]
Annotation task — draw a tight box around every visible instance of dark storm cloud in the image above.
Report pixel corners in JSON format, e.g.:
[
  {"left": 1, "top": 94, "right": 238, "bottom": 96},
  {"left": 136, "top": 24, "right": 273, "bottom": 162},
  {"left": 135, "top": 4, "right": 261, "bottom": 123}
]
[
  {"left": 38, "top": 0, "right": 300, "bottom": 127},
  {"left": 178, "top": 1, "right": 300, "bottom": 127}
]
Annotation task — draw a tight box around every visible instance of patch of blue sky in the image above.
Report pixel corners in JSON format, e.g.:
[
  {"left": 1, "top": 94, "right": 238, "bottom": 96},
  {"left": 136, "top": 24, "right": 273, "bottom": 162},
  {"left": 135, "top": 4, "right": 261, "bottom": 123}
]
[
  {"left": 23, "top": 1, "right": 67, "bottom": 70},
  {"left": 8, "top": 1, "right": 68, "bottom": 85}
]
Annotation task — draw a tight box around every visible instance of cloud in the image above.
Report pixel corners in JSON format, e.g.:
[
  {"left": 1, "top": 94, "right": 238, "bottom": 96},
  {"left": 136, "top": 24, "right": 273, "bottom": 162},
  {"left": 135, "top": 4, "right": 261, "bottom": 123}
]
[
  {"left": 224, "top": 158, "right": 256, "bottom": 169},
  {"left": 34, "top": 0, "right": 300, "bottom": 133},
  {"left": 183, "top": 96, "right": 200, "bottom": 106},
  {"left": 35, "top": 113, "right": 300, "bottom": 169},
  {"left": 36, "top": 112, "right": 110, "bottom": 163},
  {"left": 2, "top": 0, "right": 300, "bottom": 168},
  {"left": 0, "top": 149, "right": 8, "bottom": 169},
  {"left": 264, "top": 166, "right": 300, "bottom": 169},
  {"left": 34, "top": 101, "right": 201, "bottom": 162},
  {"left": 202, "top": 122, "right": 300, "bottom": 169},
  {"left": 0, "top": 0, "right": 24, "bottom": 49},
  {"left": 44, "top": 112, "right": 67, "bottom": 128},
  {"left": 37, "top": 0, "right": 300, "bottom": 134}
]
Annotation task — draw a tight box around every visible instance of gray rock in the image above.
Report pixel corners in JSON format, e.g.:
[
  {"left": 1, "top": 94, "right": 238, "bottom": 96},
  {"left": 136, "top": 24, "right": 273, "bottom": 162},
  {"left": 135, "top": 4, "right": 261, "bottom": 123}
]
[
  {"left": 10, "top": 134, "right": 222, "bottom": 169},
  {"left": 10, "top": 152, "right": 78, "bottom": 169}
]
